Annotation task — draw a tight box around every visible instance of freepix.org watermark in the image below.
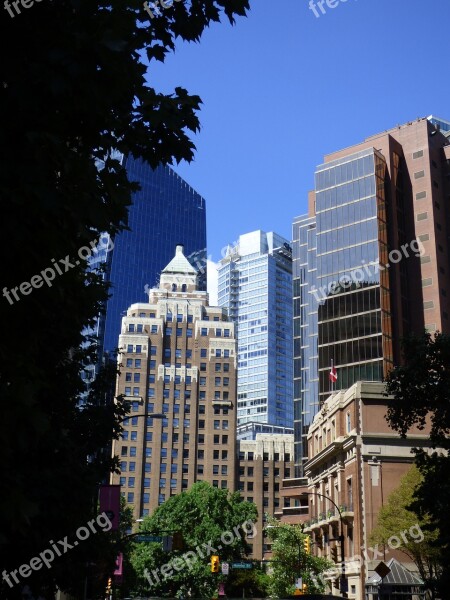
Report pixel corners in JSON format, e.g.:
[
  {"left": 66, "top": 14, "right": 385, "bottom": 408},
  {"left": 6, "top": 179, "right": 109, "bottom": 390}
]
[
  {"left": 308, "top": 0, "right": 354, "bottom": 19},
  {"left": 143, "top": 0, "right": 181, "bottom": 20},
  {"left": 2, "top": 235, "right": 114, "bottom": 306},
  {"left": 2, "top": 513, "right": 112, "bottom": 589},
  {"left": 3, "top": 0, "right": 45, "bottom": 18},
  {"left": 310, "top": 238, "right": 425, "bottom": 304},
  {"left": 143, "top": 520, "right": 256, "bottom": 588}
]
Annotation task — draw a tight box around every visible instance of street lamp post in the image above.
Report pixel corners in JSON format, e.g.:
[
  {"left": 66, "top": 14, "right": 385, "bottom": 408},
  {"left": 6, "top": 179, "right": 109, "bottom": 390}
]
[
  {"left": 117, "top": 411, "right": 166, "bottom": 425},
  {"left": 118, "top": 393, "right": 167, "bottom": 425},
  {"left": 301, "top": 492, "right": 348, "bottom": 598}
]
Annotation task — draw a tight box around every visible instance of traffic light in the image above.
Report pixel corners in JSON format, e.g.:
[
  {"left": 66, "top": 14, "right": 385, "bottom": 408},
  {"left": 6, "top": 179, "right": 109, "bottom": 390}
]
[
  {"left": 331, "top": 546, "right": 338, "bottom": 562},
  {"left": 172, "top": 531, "right": 184, "bottom": 550},
  {"left": 303, "top": 535, "right": 311, "bottom": 555},
  {"left": 210, "top": 555, "right": 219, "bottom": 573},
  {"left": 302, "top": 583, "right": 308, "bottom": 594},
  {"left": 106, "top": 578, "right": 112, "bottom": 593}
]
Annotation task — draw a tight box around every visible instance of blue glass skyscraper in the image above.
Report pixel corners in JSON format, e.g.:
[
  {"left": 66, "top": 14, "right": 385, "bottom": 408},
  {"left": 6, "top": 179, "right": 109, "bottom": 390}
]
[
  {"left": 101, "top": 156, "right": 207, "bottom": 356},
  {"left": 217, "top": 231, "right": 293, "bottom": 438}
]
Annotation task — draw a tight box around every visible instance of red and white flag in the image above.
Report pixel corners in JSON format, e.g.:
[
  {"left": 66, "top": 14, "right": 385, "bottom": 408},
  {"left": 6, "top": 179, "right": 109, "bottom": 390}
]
[{"left": 329, "top": 364, "right": 337, "bottom": 383}]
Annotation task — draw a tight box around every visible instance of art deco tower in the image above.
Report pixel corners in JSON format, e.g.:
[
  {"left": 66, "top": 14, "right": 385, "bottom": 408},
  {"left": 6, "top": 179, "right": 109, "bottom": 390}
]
[{"left": 111, "top": 245, "right": 237, "bottom": 518}]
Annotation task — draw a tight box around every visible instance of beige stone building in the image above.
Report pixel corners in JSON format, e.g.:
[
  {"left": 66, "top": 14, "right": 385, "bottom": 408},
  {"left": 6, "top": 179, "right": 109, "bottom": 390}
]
[
  {"left": 111, "top": 245, "right": 237, "bottom": 519},
  {"left": 237, "top": 433, "right": 295, "bottom": 560},
  {"left": 280, "top": 381, "right": 431, "bottom": 598}
]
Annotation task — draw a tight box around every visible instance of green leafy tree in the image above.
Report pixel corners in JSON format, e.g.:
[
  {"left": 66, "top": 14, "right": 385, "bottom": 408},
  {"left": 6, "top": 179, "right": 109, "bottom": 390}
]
[
  {"left": 369, "top": 465, "right": 440, "bottom": 598},
  {"left": 265, "top": 517, "right": 333, "bottom": 598},
  {"left": 225, "top": 567, "right": 271, "bottom": 598},
  {"left": 385, "top": 332, "right": 450, "bottom": 597},
  {"left": 130, "top": 482, "right": 257, "bottom": 598},
  {"left": 0, "top": 1, "right": 249, "bottom": 598}
]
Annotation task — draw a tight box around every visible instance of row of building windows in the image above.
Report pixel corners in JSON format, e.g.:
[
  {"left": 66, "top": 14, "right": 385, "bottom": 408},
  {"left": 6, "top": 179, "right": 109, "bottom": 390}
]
[
  {"left": 148, "top": 349, "right": 232, "bottom": 361},
  {"left": 200, "top": 327, "right": 231, "bottom": 337},
  {"left": 238, "top": 452, "right": 291, "bottom": 462},
  {"left": 126, "top": 358, "right": 142, "bottom": 368},
  {"left": 148, "top": 389, "right": 231, "bottom": 402},
  {"left": 120, "top": 461, "right": 231, "bottom": 484},
  {"left": 124, "top": 482, "right": 231, "bottom": 505},
  {"left": 129, "top": 313, "right": 223, "bottom": 324},
  {"left": 199, "top": 362, "right": 230, "bottom": 372},
  {"left": 127, "top": 345, "right": 143, "bottom": 353}
]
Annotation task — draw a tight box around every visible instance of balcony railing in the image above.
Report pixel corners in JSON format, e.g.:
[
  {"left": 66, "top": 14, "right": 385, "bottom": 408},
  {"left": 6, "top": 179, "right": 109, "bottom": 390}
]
[
  {"left": 302, "top": 503, "right": 354, "bottom": 529},
  {"left": 340, "top": 503, "right": 354, "bottom": 517},
  {"left": 282, "top": 505, "right": 309, "bottom": 516}
]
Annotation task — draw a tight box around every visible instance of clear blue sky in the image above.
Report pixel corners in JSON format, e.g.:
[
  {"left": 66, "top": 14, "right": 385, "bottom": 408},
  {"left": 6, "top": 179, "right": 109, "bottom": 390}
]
[{"left": 149, "top": 0, "right": 450, "bottom": 262}]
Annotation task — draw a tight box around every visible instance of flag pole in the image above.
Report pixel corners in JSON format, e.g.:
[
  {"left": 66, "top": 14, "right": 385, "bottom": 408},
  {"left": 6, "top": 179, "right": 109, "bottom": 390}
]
[{"left": 331, "top": 358, "right": 334, "bottom": 393}]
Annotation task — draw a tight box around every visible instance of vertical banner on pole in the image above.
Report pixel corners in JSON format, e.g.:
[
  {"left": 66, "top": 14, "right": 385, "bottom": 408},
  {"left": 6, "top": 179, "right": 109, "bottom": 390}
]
[
  {"left": 99, "top": 484, "right": 121, "bottom": 531},
  {"left": 114, "top": 552, "right": 123, "bottom": 584}
]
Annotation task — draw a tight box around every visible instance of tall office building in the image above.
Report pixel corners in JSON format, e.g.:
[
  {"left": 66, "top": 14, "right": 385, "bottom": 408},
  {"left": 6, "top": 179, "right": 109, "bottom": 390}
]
[
  {"left": 102, "top": 156, "right": 207, "bottom": 357},
  {"left": 217, "top": 231, "right": 293, "bottom": 437},
  {"left": 111, "top": 245, "right": 237, "bottom": 518},
  {"left": 293, "top": 116, "right": 450, "bottom": 473}
]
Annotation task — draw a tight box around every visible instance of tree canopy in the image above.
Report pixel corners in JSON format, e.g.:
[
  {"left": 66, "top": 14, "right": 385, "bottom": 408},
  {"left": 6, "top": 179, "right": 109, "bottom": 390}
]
[
  {"left": 369, "top": 464, "right": 440, "bottom": 598},
  {"left": 130, "top": 482, "right": 258, "bottom": 598},
  {"left": 0, "top": 1, "right": 249, "bottom": 597},
  {"left": 265, "top": 517, "right": 333, "bottom": 598},
  {"left": 385, "top": 332, "right": 450, "bottom": 597}
]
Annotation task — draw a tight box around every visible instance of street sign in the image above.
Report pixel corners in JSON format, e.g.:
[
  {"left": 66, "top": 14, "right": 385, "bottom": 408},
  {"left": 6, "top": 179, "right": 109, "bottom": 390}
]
[
  {"left": 375, "top": 561, "right": 391, "bottom": 579},
  {"left": 231, "top": 562, "right": 252, "bottom": 569},
  {"left": 295, "top": 577, "right": 302, "bottom": 589},
  {"left": 221, "top": 562, "right": 229, "bottom": 575},
  {"left": 134, "top": 534, "right": 162, "bottom": 543}
]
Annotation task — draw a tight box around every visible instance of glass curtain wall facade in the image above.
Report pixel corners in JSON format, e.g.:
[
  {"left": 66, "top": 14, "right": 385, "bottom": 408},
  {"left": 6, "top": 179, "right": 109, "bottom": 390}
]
[
  {"left": 218, "top": 231, "right": 293, "bottom": 435},
  {"left": 293, "top": 148, "right": 394, "bottom": 472},
  {"left": 427, "top": 115, "right": 450, "bottom": 132},
  {"left": 292, "top": 214, "right": 318, "bottom": 474},
  {"left": 102, "top": 157, "right": 207, "bottom": 356},
  {"left": 315, "top": 148, "right": 393, "bottom": 404}
]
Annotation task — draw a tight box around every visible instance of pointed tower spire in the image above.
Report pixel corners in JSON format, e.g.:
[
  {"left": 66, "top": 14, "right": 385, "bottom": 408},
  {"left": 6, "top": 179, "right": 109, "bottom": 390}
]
[{"left": 159, "top": 244, "right": 198, "bottom": 292}]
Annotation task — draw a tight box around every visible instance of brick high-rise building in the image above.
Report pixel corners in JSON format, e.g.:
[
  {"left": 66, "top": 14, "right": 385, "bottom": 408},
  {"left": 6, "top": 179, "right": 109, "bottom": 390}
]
[
  {"left": 111, "top": 245, "right": 237, "bottom": 519},
  {"left": 293, "top": 116, "right": 450, "bottom": 473}
]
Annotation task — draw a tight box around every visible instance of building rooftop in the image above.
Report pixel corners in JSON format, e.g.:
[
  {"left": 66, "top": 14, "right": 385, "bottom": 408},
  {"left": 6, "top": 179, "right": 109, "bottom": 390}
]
[
  {"left": 162, "top": 244, "right": 198, "bottom": 275},
  {"left": 366, "top": 558, "right": 424, "bottom": 586}
]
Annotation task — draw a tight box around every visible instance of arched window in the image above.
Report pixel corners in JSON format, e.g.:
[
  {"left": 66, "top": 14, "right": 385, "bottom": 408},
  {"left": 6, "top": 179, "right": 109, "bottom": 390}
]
[
  {"left": 172, "top": 283, "right": 177, "bottom": 291},
  {"left": 182, "top": 284, "right": 187, "bottom": 292}
]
